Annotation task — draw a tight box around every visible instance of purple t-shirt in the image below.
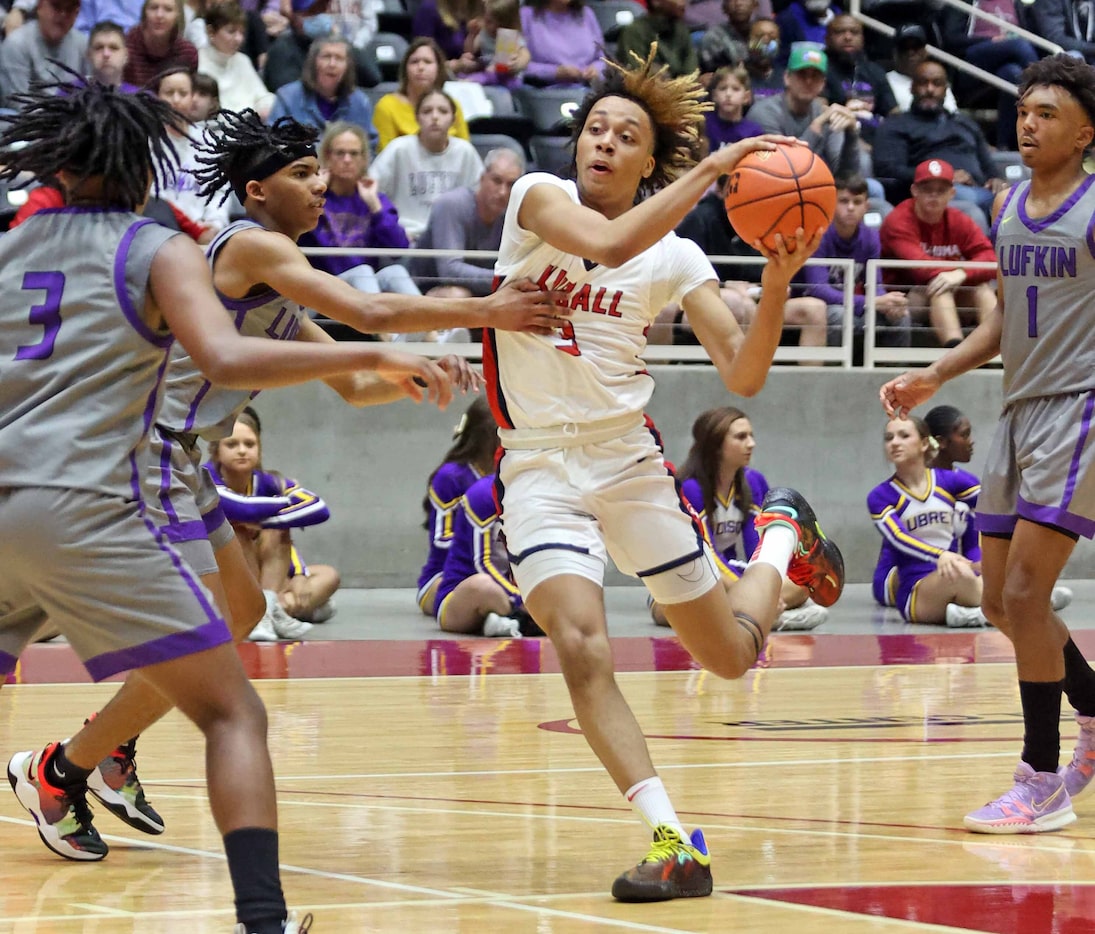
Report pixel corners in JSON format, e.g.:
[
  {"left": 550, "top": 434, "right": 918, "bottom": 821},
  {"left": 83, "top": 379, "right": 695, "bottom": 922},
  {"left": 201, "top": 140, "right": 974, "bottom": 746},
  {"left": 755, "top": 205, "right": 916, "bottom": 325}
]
[
  {"left": 802, "top": 222, "right": 882, "bottom": 317},
  {"left": 703, "top": 113, "right": 764, "bottom": 150},
  {"left": 298, "top": 188, "right": 410, "bottom": 275}
]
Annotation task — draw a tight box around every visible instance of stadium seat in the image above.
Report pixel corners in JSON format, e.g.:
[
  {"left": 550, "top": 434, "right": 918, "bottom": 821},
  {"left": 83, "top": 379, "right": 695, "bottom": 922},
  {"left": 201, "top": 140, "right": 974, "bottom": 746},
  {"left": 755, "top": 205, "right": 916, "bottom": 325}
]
[
  {"left": 591, "top": 0, "right": 646, "bottom": 41},
  {"left": 366, "top": 33, "right": 409, "bottom": 83},
  {"left": 513, "top": 86, "right": 584, "bottom": 135},
  {"left": 529, "top": 135, "right": 573, "bottom": 177},
  {"left": 365, "top": 80, "right": 399, "bottom": 111},
  {"left": 992, "top": 150, "right": 1030, "bottom": 183},
  {"left": 469, "top": 133, "right": 528, "bottom": 164}
]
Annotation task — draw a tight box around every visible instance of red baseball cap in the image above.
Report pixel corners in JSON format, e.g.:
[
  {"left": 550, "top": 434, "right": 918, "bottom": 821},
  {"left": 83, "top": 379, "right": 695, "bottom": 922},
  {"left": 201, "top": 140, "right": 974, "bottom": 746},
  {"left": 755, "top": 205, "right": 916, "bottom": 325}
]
[{"left": 913, "top": 159, "right": 955, "bottom": 185}]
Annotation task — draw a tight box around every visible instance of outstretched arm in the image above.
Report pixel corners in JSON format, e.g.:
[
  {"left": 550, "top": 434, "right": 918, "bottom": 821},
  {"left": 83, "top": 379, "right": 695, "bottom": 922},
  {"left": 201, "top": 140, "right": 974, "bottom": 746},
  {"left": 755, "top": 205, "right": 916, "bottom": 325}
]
[
  {"left": 518, "top": 135, "right": 800, "bottom": 268},
  {"left": 214, "top": 228, "right": 567, "bottom": 337},
  {"left": 149, "top": 235, "right": 453, "bottom": 407}
]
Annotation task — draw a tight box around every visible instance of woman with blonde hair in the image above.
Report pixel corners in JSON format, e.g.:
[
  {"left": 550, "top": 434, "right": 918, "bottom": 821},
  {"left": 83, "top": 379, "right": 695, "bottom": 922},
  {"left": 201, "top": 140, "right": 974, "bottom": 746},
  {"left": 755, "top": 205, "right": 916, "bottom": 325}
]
[{"left": 123, "top": 0, "right": 199, "bottom": 87}]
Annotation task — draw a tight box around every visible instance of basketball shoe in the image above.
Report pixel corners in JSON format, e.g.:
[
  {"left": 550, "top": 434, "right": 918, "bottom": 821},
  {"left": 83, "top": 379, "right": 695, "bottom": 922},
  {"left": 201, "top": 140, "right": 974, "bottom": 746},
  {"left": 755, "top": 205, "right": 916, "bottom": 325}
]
[
  {"left": 234, "top": 910, "right": 313, "bottom": 933},
  {"left": 963, "top": 762, "right": 1076, "bottom": 834},
  {"left": 945, "top": 603, "right": 988, "bottom": 628},
  {"left": 7, "top": 744, "right": 108, "bottom": 860},
  {"left": 773, "top": 602, "right": 828, "bottom": 631},
  {"left": 611, "top": 825, "right": 713, "bottom": 901},
  {"left": 753, "top": 488, "right": 844, "bottom": 607},
  {"left": 85, "top": 725, "right": 164, "bottom": 835},
  {"left": 1059, "top": 713, "right": 1095, "bottom": 801},
  {"left": 262, "top": 591, "right": 313, "bottom": 641}
]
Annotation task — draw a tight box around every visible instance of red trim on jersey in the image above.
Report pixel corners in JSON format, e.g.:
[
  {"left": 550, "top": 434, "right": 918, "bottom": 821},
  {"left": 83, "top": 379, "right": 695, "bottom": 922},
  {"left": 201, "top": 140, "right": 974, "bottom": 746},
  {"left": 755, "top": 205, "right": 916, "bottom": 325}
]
[{"left": 483, "top": 275, "right": 516, "bottom": 430}]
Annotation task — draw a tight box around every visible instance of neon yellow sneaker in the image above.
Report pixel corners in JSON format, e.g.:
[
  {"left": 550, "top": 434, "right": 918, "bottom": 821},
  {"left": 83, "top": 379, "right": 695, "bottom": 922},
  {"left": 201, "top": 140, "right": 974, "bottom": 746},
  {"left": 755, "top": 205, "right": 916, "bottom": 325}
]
[{"left": 611, "top": 825, "right": 713, "bottom": 901}]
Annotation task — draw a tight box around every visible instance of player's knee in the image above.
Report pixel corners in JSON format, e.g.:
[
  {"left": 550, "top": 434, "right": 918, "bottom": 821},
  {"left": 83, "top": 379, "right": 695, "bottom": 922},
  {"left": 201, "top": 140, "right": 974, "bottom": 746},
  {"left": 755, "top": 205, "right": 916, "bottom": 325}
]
[{"left": 552, "top": 622, "right": 613, "bottom": 682}]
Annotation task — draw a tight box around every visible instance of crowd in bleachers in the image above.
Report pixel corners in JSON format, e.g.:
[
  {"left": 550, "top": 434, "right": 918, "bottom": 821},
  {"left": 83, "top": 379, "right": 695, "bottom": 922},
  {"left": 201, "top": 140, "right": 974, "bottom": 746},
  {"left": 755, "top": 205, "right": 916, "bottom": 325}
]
[{"left": 0, "top": 0, "right": 1070, "bottom": 353}]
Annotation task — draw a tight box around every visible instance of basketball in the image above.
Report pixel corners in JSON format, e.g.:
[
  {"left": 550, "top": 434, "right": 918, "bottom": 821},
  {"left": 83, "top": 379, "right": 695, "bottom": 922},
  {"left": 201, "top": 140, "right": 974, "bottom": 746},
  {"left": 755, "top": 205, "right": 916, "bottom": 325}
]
[{"left": 723, "top": 144, "right": 836, "bottom": 252}]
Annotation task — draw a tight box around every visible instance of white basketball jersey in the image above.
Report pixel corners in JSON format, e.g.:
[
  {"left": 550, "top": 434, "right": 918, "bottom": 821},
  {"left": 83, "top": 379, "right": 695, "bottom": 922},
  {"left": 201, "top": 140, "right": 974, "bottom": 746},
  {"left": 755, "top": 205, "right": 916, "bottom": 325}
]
[{"left": 485, "top": 173, "right": 716, "bottom": 434}]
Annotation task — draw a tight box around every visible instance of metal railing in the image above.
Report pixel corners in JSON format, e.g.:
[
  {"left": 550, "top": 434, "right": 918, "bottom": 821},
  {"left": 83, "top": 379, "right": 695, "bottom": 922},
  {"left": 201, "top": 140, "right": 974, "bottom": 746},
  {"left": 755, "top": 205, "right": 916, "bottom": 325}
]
[
  {"left": 848, "top": 0, "right": 1063, "bottom": 98},
  {"left": 861, "top": 257, "right": 999, "bottom": 367}
]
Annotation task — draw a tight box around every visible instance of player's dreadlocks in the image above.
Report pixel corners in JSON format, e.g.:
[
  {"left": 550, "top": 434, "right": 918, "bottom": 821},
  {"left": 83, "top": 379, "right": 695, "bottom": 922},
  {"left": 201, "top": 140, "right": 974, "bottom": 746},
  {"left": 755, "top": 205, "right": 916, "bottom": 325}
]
[
  {"left": 0, "top": 70, "right": 183, "bottom": 211},
  {"left": 569, "top": 45, "right": 711, "bottom": 199},
  {"left": 192, "top": 109, "right": 319, "bottom": 205}
]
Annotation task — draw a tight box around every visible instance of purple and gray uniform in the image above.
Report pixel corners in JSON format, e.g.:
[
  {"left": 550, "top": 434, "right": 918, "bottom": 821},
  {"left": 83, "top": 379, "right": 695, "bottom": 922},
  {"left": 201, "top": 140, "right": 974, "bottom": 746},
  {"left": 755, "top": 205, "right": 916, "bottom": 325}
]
[
  {"left": 980, "top": 177, "right": 1095, "bottom": 538},
  {"left": 0, "top": 209, "right": 230, "bottom": 679},
  {"left": 679, "top": 467, "right": 768, "bottom": 579}
]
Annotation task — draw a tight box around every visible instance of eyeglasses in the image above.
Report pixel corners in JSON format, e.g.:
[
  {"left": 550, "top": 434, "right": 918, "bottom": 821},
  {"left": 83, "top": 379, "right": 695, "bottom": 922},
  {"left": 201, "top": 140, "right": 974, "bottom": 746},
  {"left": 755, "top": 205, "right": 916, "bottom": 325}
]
[{"left": 330, "top": 149, "right": 364, "bottom": 159}]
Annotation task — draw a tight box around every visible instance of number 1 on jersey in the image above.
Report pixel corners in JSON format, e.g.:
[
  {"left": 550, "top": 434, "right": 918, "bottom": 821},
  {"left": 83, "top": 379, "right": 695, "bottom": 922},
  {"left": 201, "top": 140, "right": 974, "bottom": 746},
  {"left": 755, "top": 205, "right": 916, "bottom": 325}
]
[{"left": 1026, "top": 284, "right": 1038, "bottom": 339}]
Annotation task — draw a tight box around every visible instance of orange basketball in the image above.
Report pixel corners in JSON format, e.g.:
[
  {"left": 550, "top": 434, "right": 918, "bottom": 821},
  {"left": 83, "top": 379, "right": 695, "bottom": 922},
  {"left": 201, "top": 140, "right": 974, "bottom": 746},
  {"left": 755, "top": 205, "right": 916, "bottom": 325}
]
[{"left": 723, "top": 144, "right": 836, "bottom": 252}]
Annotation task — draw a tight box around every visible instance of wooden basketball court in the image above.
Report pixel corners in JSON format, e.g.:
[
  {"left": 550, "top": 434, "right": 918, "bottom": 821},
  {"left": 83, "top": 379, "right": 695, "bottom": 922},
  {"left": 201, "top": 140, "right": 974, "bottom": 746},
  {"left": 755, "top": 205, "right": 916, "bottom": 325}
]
[{"left": 2, "top": 590, "right": 1094, "bottom": 934}]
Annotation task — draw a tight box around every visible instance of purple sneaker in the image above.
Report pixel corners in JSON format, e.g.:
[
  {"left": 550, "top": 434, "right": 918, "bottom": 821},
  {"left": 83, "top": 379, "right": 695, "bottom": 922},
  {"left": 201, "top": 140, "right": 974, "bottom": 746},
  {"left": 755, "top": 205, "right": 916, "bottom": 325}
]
[
  {"left": 1059, "top": 713, "right": 1095, "bottom": 801},
  {"left": 964, "top": 762, "right": 1076, "bottom": 834}
]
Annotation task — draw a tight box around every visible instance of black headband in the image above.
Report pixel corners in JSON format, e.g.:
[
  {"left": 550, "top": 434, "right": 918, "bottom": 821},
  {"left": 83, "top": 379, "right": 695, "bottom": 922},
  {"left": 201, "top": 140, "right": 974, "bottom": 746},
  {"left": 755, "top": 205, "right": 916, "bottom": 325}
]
[{"left": 231, "top": 143, "right": 317, "bottom": 201}]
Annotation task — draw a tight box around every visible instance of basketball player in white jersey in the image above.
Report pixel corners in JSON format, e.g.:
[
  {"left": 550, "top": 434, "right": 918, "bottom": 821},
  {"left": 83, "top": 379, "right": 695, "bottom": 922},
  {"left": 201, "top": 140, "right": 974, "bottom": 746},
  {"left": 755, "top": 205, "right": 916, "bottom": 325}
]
[
  {"left": 882, "top": 54, "right": 1095, "bottom": 834},
  {"left": 485, "top": 48, "right": 845, "bottom": 900},
  {"left": 0, "top": 78, "right": 459, "bottom": 934}
]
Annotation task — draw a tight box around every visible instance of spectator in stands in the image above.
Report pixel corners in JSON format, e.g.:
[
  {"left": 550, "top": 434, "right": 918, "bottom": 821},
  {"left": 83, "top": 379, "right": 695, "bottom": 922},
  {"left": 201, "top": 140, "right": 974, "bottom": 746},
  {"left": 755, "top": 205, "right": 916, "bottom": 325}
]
[
  {"left": 617, "top": 0, "right": 698, "bottom": 79},
  {"left": 669, "top": 173, "right": 828, "bottom": 356},
  {"left": 461, "top": 0, "right": 529, "bottom": 88},
  {"left": 413, "top": 0, "right": 482, "bottom": 74},
  {"left": 87, "top": 19, "right": 135, "bottom": 88},
  {"left": 371, "top": 37, "right": 471, "bottom": 151},
  {"left": 879, "top": 158, "right": 997, "bottom": 347},
  {"left": 368, "top": 89, "right": 484, "bottom": 241},
  {"left": 776, "top": 0, "right": 838, "bottom": 53},
  {"left": 326, "top": 0, "right": 382, "bottom": 51},
  {"left": 802, "top": 173, "right": 910, "bottom": 348},
  {"left": 156, "top": 66, "right": 229, "bottom": 242},
  {"left": 699, "top": 0, "right": 757, "bottom": 79},
  {"left": 520, "top": 0, "right": 605, "bottom": 87},
  {"left": 938, "top": 0, "right": 1037, "bottom": 149},
  {"left": 299, "top": 121, "right": 420, "bottom": 304},
  {"left": 263, "top": 0, "right": 379, "bottom": 95},
  {"left": 269, "top": 36, "right": 376, "bottom": 146},
  {"left": 8, "top": 0, "right": 141, "bottom": 36},
  {"left": 748, "top": 41, "right": 862, "bottom": 179},
  {"left": 885, "top": 24, "right": 958, "bottom": 114},
  {"left": 822, "top": 13, "right": 898, "bottom": 139},
  {"left": 412, "top": 147, "right": 524, "bottom": 296},
  {"left": 199, "top": 0, "right": 274, "bottom": 116},
  {"left": 703, "top": 64, "right": 764, "bottom": 151},
  {"left": 182, "top": 0, "right": 209, "bottom": 47},
  {"left": 0, "top": 0, "right": 86, "bottom": 100},
  {"left": 191, "top": 70, "right": 220, "bottom": 119},
  {"left": 1016, "top": 0, "right": 1095, "bottom": 65},
  {"left": 872, "top": 60, "right": 1006, "bottom": 219},
  {"left": 122, "top": 0, "right": 199, "bottom": 87},
  {"left": 741, "top": 15, "right": 784, "bottom": 100}
]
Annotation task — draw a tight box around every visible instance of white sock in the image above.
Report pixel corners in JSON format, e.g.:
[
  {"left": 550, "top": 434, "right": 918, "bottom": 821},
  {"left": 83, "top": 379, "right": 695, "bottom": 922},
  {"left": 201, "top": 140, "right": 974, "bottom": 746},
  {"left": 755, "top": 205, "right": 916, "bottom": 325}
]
[
  {"left": 751, "top": 524, "right": 797, "bottom": 575},
  {"left": 624, "top": 776, "right": 686, "bottom": 839}
]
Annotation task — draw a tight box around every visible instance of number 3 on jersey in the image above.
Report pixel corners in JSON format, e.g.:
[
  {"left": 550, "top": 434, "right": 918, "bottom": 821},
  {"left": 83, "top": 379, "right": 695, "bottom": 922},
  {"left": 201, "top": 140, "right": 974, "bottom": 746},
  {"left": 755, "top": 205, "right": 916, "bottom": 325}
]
[
  {"left": 16, "top": 271, "right": 65, "bottom": 361},
  {"left": 551, "top": 318, "right": 581, "bottom": 356}
]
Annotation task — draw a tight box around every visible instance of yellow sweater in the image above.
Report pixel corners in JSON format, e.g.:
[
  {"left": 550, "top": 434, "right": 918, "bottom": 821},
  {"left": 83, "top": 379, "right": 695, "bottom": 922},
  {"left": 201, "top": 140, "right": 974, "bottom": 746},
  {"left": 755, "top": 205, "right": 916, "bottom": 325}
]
[{"left": 373, "top": 94, "right": 471, "bottom": 152}]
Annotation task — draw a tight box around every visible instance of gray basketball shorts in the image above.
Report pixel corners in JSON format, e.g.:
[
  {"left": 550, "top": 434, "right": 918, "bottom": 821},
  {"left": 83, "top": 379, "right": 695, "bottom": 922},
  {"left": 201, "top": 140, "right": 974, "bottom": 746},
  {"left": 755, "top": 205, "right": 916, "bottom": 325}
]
[
  {"left": 498, "top": 424, "right": 721, "bottom": 605},
  {"left": 977, "top": 390, "right": 1095, "bottom": 539},
  {"left": 143, "top": 427, "right": 233, "bottom": 576},
  {"left": 0, "top": 487, "right": 231, "bottom": 680}
]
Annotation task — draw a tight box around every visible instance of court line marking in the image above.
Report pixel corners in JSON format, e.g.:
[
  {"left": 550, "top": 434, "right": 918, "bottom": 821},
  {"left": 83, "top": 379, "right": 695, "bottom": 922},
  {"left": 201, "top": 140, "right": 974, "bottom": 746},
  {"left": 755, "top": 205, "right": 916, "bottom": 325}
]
[
  {"left": 139, "top": 749, "right": 1019, "bottom": 785},
  {"left": 725, "top": 891, "right": 998, "bottom": 933}
]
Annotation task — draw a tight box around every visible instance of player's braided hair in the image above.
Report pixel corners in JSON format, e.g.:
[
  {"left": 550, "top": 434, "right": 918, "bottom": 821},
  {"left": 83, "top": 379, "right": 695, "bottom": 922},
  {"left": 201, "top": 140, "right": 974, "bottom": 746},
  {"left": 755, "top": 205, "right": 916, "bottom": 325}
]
[
  {"left": 1017, "top": 54, "right": 1095, "bottom": 130},
  {"left": 192, "top": 109, "right": 319, "bottom": 205},
  {"left": 568, "top": 45, "right": 711, "bottom": 199},
  {"left": 0, "top": 69, "right": 183, "bottom": 211}
]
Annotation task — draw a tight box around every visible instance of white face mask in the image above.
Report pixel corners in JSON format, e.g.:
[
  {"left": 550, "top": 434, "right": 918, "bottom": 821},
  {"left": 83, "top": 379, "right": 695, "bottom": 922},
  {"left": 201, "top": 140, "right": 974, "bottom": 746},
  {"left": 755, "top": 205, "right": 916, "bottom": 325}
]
[{"left": 804, "top": 0, "right": 829, "bottom": 14}]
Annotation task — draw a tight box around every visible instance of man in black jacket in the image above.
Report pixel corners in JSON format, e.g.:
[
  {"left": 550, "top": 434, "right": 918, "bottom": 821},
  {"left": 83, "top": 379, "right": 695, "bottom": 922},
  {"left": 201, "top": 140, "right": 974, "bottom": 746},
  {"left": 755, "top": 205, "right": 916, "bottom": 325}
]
[{"left": 872, "top": 59, "right": 1006, "bottom": 224}]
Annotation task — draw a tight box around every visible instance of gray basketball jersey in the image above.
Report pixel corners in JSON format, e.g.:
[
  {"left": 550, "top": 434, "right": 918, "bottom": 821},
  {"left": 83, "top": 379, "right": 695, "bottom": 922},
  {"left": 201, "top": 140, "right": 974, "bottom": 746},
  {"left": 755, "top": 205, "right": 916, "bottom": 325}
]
[
  {"left": 992, "top": 176, "right": 1095, "bottom": 404},
  {"left": 157, "top": 218, "right": 307, "bottom": 441},
  {"left": 0, "top": 208, "right": 179, "bottom": 497}
]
